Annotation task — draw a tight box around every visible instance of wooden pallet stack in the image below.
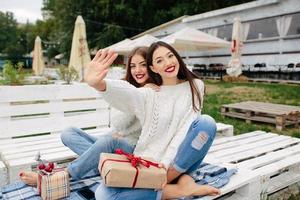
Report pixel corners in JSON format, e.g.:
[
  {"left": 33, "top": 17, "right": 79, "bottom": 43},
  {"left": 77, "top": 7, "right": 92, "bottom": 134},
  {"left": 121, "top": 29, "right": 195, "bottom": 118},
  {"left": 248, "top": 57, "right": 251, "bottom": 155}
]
[
  {"left": 221, "top": 101, "right": 300, "bottom": 130},
  {"left": 205, "top": 131, "right": 300, "bottom": 200}
]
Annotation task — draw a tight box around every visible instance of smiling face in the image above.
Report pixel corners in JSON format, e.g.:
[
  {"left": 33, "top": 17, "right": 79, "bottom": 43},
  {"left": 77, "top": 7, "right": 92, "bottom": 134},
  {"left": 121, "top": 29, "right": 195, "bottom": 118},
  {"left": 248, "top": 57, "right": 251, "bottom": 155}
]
[
  {"left": 150, "top": 46, "right": 180, "bottom": 85},
  {"left": 130, "top": 54, "right": 149, "bottom": 85}
]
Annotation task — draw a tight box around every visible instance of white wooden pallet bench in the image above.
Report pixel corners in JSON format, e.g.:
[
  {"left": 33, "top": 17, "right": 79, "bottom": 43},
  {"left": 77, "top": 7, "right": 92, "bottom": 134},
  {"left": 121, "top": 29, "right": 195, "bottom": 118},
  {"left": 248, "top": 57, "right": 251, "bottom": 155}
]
[
  {"left": 0, "top": 83, "right": 110, "bottom": 186},
  {"left": 0, "top": 161, "right": 7, "bottom": 187},
  {"left": 205, "top": 130, "right": 300, "bottom": 200},
  {"left": 215, "top": 123, "right": 233, "bottom": 137},
  {"left": 0, "top": 83, "right": 234, "bottom": 187}
]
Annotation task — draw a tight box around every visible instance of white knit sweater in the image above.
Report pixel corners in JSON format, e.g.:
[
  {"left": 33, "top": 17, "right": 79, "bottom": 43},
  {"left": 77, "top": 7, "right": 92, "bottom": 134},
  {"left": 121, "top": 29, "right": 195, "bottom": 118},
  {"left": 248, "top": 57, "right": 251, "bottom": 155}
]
[
  {"left": 102, "top": 79, "right": 205, "bottom": 168},
  {"left": 110, "top": 108, "right": 141, "bottom": 145}
]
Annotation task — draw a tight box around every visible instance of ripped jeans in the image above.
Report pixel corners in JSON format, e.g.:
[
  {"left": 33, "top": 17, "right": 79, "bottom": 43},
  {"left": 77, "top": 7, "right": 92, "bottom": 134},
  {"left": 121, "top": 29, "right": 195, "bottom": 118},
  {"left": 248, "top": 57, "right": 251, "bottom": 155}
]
[
  {"left": 95, "top": 114, "right": 217, "bottom": 200},
  {"left": 172, "top": 114, "right": 217, "bottom": 174}
]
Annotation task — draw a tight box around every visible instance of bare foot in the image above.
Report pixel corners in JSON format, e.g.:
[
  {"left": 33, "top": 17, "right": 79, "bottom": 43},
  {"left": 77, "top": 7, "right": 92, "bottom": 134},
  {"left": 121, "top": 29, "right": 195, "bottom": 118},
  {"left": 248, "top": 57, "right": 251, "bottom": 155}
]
[
  {"left": 19, "top": 171, "right": 38, "bottom": 186},
  {"left": 178, "top": 174, "right": 221, "bottom": 197}
]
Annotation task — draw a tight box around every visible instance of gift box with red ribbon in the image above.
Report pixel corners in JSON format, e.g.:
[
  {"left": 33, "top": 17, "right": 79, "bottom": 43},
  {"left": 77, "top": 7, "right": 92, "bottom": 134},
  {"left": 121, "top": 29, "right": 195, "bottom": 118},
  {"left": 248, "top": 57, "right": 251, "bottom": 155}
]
[
  {"left": 37, "top": 163, "right": 70, "bottom": 200},
  {"left": 99, "top": 149, "right": 167, "bottom": 189}
]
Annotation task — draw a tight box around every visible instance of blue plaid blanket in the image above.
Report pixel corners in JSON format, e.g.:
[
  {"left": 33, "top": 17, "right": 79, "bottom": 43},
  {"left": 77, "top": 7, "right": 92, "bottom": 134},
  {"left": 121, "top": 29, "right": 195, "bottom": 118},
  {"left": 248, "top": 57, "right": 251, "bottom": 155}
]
[
  {"left": 0, "top": 163, "right": 236, "bottom": 200},
  {"left": 0, "top": 177, "right": 101, "bottom": 200}
]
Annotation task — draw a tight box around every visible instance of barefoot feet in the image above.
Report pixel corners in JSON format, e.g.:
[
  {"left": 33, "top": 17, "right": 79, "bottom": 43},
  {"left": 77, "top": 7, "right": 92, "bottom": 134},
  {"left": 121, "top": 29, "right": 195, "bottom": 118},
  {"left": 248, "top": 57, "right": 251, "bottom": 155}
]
[
  {"left": 178, "top": 174, "right": 221, "bottom": 197},
  {"left": 19, "top": 171, "right": 38, "bottom": 186}
]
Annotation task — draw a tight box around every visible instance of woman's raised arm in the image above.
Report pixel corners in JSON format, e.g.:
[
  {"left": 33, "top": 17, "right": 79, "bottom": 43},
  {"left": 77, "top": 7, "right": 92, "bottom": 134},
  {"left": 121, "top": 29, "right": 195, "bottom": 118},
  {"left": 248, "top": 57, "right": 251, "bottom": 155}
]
[{"left": 84, "top": 49, "right": 118, "bottom": 91}]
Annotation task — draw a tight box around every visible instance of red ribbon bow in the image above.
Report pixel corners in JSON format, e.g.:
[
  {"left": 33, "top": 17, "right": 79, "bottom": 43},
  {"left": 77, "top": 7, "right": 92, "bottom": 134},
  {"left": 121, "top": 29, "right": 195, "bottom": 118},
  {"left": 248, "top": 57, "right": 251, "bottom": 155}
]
[{"left": 101, "top": 149, "right": 159, "bottom": 188}]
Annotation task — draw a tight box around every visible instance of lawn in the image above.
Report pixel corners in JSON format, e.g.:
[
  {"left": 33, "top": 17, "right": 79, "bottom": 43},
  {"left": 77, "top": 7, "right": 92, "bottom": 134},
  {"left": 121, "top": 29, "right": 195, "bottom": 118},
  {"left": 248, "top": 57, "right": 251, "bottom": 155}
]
[{"left": 202, "top": 80, "right": 300, "bottom": 137}]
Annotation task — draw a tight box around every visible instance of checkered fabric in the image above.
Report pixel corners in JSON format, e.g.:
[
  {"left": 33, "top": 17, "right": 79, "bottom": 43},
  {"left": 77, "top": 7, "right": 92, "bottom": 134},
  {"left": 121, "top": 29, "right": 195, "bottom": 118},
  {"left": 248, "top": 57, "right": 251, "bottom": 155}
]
[
  {"left": 38, "top": 171, "right": 70, "bottom": 200},
  {"left": 0, "top": 177, "right": 100, "bottom": 200}
]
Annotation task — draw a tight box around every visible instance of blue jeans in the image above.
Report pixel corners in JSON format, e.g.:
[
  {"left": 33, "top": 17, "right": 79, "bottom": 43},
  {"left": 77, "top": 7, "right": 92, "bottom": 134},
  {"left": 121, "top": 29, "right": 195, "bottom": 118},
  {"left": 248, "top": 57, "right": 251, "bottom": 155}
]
[
  {"left": 95, "top": 115, "right": 217, "bottom": 200},
  {"left": 61, "top": 127, "right": 134, "bottom": 180}
]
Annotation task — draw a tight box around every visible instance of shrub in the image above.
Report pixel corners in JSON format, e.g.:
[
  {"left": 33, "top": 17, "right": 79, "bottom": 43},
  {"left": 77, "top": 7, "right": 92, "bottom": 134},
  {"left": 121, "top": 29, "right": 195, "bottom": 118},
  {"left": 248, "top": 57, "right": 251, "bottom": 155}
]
[
  {"left": 1, "top": 61, "right": 25, "bottom": 85},
  {"left": 57, "top": 65, "right": 79, "bottom": 84}
]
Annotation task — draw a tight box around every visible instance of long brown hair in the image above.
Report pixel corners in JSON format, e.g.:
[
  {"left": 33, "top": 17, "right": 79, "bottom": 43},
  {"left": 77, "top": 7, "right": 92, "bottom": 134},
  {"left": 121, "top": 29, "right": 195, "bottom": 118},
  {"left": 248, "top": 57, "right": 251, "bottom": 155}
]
[
  {"left": 124, "top": 46, "right": 154, "bottom": 87},
  {"left": 146, "top": 41, "right": 202, "bottom": 111}
]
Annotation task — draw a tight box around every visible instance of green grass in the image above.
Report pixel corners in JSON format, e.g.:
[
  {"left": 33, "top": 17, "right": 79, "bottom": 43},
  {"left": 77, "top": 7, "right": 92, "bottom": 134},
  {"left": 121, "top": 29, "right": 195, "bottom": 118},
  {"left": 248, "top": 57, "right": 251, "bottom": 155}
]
[{"left": 202, "top": 80, "right": 300, "bottom": 136}]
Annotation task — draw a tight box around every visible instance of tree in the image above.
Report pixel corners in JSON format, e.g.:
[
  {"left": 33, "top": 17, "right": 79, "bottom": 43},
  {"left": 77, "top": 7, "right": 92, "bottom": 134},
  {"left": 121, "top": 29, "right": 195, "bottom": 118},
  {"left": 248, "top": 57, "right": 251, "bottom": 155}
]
[{"left": 0, "top": 11, "right": 24, "bottom": 57}]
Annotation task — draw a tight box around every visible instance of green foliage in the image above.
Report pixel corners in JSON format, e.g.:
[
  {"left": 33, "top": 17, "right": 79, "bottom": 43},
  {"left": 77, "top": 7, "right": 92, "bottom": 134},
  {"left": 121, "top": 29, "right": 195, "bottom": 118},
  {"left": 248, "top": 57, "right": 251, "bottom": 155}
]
[
  {"left": 0, "top": 61, "right": 25, "bottom": 85},
  {"left": 0, "top": 12, "right": 24, "bottom": 57},
  {"left": 57, "top": 65, "right": 78, "bottom": 84}
]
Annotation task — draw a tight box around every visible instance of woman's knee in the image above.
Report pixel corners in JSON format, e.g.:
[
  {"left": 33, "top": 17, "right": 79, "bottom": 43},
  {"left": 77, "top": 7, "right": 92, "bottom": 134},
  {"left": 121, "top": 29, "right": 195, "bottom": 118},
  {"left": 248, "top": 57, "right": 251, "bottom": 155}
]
[
  {"left": 194, "top": 115, "right": 217, "bottom": 139},
  {"left": 60, "top": 127, "right": 81, "bottom": 144}
]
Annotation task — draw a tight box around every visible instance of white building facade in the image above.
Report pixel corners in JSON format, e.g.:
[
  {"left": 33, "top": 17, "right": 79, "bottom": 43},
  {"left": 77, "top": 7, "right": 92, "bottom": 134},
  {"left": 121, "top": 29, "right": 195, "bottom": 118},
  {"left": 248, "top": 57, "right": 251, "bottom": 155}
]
[{"left": 133, "top": 0, "right": 300, "bottom": 72}]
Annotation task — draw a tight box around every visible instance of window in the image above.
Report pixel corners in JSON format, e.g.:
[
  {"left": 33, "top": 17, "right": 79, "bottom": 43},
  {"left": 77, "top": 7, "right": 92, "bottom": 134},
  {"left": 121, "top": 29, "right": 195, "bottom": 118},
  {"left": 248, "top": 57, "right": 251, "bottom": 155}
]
[
  {"left": 217, "top": 25, "right": 233, "bottom": 41},
  {"left": 247, "top": 18, "right": 278, "bottom": 39},
  {"left": 287, "top": 13, "right": 300, "bottom": 36}
]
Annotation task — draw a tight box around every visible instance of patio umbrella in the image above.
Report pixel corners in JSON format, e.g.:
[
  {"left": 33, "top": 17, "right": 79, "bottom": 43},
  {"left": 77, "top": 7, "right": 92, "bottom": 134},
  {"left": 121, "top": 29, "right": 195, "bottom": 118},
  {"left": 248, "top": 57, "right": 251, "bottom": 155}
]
[
  {"left": 160, "top": 27, "right": 230, "bottom": 51},
  {"left": 105, "top": 38, "right": 132, "bottom": 51},
  {"left": 227, "top": 17, "right": 243, "bottom": 77},
  {"left": 115, "top": 34, "right": 158, "bottom": 55},
  {"left": 32, "top": 36, "right": 45, "bottom": 76},
  {"left": 69, "top": 15, "right": 91, "bottom": 81}
]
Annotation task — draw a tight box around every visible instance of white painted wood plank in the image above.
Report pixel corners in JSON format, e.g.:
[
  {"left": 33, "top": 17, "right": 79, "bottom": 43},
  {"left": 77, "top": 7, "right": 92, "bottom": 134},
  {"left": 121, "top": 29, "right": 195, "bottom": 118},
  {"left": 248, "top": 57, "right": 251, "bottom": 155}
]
[
  {"left": 0, "top": 111, "right": 110, "bottom": 138},
  {"left": 3, "top": 146, "right": 70, "bottom": 160},
  {"left": 8, "top": 149, "right": 77, "bottom": 167},
  {"left": 209, "top": 135, "right": 292, "bottom": 158},
  {"left": 0, "top": 99, "right": 109, "bottom": 117},
  {"left": 2, "top": 141, "right": 65, "bottom": 155},
  {"left": 0, "top": 127, "right": 110, "bottom": 145},
  {"left": 210, "top": 132, "right": 276, "bottom": 153},
  {"left": 216, "top": 123, "right": 234, "bottom": 137},
  {"left": 212, "top": 131, "right": 266, "bottom": 146},
  {"left": 237, "top": 143, "right": 300, "bottom": 170},
  {"left": 0, "top": 161, "right": 7, "bottom": 187},
  {"left": 254, "top": 153, "right": 300, "bottom": 176},
  {"left": 217, "top": 138, "right": 300, "bottom": 163},
  {"left": 266, "top": 170, "right": 300, "bottom": 194},
  {"left": 0, "top": 131, "right": 107, "bottom": 151},
  {"left": 0, "top": 83, "right": 102, "bottom": 102},
  {"left": 2, "top": 131, "right": 110, "bottom": 160}
]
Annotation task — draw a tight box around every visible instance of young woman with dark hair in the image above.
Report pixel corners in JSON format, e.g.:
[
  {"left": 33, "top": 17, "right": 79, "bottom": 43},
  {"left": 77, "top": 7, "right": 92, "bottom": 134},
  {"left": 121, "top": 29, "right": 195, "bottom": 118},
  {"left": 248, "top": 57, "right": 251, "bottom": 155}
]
[
  {"left": 85, "top": 42, "right": 220, "bottom": 199},
  {"left": 19, "top": 46, "right": 158, "bottom": 186}
]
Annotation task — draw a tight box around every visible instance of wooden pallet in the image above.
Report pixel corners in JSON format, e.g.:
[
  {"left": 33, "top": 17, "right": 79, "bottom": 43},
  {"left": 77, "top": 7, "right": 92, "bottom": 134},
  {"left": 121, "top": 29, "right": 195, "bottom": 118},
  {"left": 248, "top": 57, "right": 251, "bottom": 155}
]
[
  {"left": 205, "top": 131, "right": 300, "bottom": 199},
  {"left": 221, "top": 101, "right": 300, "bottom": 130},
  {"left": 216, "top": 123, "right": 234, "bottom": 137}
]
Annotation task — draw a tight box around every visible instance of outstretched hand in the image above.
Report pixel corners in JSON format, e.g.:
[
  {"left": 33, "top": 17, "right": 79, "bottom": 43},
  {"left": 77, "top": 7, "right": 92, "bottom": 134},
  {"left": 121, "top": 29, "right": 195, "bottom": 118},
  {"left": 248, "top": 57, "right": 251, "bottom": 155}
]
[{"left": 84, "top": 49, "right": 118, "bottom": 91}]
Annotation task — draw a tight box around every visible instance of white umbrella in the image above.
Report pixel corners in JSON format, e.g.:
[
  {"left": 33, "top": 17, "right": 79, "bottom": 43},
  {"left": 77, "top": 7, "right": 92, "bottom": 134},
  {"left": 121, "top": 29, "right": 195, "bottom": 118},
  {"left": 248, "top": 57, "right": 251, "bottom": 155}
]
[
  {"left": 32, "top": 36, "right": 45, "bottom": 76},
  {"left": 105, "top": 38, "right": 132, "bottom": 51},
  {"left": 115, "top": 34, "right": 158, "bottom": 55},
  {"left": 69, "top": 15, "right": 91, "bottom": 81},
  {"left": 227, "top": 17, "right": 243, "bottom": 77},
  {"left": 161, "top": 27, "right": 230, "bottom": 51}
]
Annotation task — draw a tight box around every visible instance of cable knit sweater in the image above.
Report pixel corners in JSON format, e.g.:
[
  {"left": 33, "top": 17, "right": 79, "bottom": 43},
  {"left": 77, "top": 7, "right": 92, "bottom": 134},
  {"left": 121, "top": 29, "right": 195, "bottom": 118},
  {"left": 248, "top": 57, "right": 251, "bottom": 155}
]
[
  {"left": 101, "top": 79, "right": 205, "bottom": 168},
  {"left": 110, "top": 108, "right": 141, "bottom": 145}
]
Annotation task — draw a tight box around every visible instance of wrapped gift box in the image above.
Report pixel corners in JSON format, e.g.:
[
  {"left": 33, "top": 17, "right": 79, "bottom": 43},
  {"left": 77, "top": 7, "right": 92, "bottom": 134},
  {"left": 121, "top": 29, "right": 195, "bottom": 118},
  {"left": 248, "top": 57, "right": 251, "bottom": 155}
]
[
  {"left": 37, "top": 170, "right": 70, "bottom": 200},
  {"left": 99, "top": 151, "right": 166, "bottom": 189}
]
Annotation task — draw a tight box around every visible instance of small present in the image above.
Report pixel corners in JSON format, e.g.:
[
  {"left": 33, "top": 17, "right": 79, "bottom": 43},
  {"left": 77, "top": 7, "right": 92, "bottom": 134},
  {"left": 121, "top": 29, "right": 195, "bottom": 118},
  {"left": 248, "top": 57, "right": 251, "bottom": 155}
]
[
  {"left": 99, "top": 149, "right": 166, "bottom": 189},
  {"left": 37, "top": 162, "right": 70, "bottom": 200}
]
